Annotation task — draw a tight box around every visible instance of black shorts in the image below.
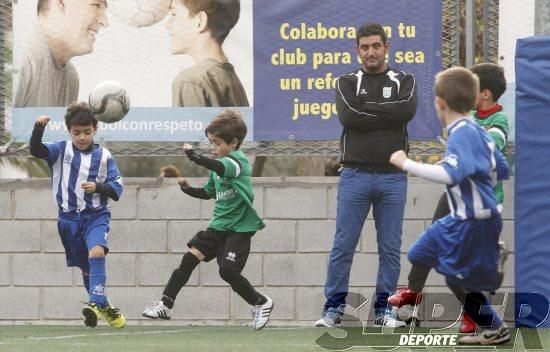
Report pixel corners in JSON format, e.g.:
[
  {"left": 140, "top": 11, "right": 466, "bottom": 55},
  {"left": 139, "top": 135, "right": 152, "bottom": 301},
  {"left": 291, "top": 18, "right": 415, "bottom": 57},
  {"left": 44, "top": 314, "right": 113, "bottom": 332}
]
[{"left": 187, "top": 228, "right": 254, "bottom": 272}]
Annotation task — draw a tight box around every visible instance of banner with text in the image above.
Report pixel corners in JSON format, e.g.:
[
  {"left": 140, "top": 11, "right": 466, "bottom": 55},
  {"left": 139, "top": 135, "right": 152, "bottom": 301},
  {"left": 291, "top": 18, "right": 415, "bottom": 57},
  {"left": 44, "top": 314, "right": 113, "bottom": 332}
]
[
  {"left": 11, "top": 0, "right": 441, "bottom": 141},
  {"left": 253, "top": 0, "right": 442, "bottom": 140}
]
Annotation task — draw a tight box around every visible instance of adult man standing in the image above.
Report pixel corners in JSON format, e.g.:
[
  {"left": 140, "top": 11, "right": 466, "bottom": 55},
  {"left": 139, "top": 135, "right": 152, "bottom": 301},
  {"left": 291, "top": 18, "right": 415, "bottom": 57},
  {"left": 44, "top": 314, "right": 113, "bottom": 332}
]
[
  {"left": 14, "top": 0, "right": 108, "bottom": 107},
  {"left": 316, "top": 22, "right": 418, "bottom": 327}
]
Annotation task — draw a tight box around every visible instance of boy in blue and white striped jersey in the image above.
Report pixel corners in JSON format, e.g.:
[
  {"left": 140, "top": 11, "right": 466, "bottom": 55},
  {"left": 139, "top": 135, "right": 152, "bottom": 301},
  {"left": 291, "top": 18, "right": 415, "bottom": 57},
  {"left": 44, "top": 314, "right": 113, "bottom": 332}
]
[
  {"left": 30, "top": 102, "right": 125, "bottom": 329},
  {"left": 388, "top": 67, "right": 510, "bottom": 346}
]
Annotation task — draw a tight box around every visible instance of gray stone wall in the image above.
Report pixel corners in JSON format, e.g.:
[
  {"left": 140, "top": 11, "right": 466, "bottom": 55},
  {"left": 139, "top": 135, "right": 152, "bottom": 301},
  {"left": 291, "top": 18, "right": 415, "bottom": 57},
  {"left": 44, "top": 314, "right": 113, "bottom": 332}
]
[{"left": 0, "top": 177, "right": 514, "bottom": 326}]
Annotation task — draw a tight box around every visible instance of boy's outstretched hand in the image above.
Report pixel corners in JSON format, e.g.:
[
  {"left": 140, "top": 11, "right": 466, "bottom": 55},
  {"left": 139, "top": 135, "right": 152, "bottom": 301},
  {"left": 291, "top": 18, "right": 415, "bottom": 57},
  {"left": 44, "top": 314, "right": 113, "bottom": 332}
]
[
  {"left": 81, "top": 182, "right": 96, "bottom": 193},
  {"left": 35, "top": 115, "right": 50, "bottom": 126},
  {"left": 177, "top": 177, "right": 190, "bottom": 188},
  {"left": 182, "top": 143, "right": 199, "bottom": 161},
  {"left": 389, "top": 150, "right": 408, "bottom": 170}
]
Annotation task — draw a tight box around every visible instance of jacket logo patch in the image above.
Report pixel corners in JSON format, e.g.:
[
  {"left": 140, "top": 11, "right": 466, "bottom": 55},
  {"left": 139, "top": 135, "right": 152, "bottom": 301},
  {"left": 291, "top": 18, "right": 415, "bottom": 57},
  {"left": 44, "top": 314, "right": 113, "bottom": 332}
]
[
  {"left": 383, "top": 86, "right": 392, "bottom": 98},
  {"left": 359, "top": 88, "right": 367, "bottom": 95}
]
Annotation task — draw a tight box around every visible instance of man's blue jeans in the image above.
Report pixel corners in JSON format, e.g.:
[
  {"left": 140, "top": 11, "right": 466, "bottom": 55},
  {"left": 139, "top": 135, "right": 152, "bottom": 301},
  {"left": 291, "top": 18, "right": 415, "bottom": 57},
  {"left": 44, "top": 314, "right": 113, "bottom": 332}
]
[{"left": 324, "top": 168, "right": 407, "bottom": 316}]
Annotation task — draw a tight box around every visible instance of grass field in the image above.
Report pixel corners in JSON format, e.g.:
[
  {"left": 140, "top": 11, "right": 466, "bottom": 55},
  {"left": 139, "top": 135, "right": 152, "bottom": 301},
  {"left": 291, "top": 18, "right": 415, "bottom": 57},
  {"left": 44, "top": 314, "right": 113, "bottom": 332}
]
[{"left": 0, "top": 325, "right": 548, "bottom": 352}]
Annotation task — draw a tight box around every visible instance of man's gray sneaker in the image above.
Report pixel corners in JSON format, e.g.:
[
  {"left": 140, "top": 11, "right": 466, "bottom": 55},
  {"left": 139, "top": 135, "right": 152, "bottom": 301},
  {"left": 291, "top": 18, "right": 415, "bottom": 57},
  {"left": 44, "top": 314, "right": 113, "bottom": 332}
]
[{"left": 315, "top": 307, "right": 343, "bottom": 327}]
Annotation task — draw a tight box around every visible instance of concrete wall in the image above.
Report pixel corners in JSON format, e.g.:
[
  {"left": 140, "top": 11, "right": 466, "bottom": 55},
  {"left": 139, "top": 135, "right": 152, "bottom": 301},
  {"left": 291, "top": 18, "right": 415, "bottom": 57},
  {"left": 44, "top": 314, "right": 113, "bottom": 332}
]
[{"left": 0, "top": 177, "right": 515, "bottom": 326}]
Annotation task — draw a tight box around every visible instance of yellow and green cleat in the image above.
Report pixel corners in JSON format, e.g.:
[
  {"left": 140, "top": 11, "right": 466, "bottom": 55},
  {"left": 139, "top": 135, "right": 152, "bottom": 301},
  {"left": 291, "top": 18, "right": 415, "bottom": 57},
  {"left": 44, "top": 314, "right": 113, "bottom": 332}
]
[{"left": 98, "top": 302, "right": 126, "bottom": 329}]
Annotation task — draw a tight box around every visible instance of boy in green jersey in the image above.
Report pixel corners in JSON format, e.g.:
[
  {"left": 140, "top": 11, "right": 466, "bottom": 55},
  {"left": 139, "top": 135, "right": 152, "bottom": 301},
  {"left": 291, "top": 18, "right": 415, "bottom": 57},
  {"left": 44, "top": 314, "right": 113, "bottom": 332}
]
[
  {"left": 143, "top": 109, "right": 273, "bottom": 330},
  {"left": 471, "top": 63, "right": 509, "bottom": 205}
]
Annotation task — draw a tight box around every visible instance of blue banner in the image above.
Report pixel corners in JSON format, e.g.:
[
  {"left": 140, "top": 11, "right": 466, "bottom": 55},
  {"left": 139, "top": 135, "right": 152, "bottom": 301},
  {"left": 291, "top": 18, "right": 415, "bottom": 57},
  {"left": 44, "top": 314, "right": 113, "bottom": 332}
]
[{"left": 253, "top": 0, "right": 442, "bottom": 140}]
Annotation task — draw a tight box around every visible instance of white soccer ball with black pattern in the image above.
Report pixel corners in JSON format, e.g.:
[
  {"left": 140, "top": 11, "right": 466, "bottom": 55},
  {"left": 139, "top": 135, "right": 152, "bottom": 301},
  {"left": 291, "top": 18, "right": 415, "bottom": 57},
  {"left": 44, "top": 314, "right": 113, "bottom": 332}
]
[
  {"left": 89, "top": 81, "right": 130, "bottom": 124},
  {"left": 109, "top": 0, "right": 171, "bottom": 28}
]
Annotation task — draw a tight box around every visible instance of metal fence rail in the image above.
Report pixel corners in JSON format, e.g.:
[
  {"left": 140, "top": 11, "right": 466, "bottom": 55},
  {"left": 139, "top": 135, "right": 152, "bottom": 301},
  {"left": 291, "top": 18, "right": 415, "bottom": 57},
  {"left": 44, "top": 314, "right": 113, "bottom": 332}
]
[{"left": 0, "top": 0, "right": 508, "bottom": 158}]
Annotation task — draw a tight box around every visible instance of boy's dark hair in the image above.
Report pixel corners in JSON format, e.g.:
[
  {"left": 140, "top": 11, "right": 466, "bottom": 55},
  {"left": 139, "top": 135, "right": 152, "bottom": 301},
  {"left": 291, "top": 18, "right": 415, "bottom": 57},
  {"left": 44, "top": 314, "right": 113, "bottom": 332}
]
[
  {"left": 182, "top": 0, "right": 240, "bottom": 44},
  {"left": 356, "top": 22, "right": 387, "bottom": 45},
  {"left": 205, "top": 108, "right": 247, "bottom": 149},
  {"left": 470, "top": 63, "right": 506, "bottom": 101},
  {"left": 64, "top": 102, "right": 98, "bottom": 130},
  {"left": 435, "top": 67, "right": 479, "bottom": 114}
]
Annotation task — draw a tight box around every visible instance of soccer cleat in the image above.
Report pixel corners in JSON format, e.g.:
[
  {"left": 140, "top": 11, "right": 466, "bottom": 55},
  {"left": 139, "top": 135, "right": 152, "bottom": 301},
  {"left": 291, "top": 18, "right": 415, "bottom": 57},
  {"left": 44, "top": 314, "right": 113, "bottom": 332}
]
[
  {"left": 98, "top": 302, "right": 126, "bottom": 329},
  {"left": 459, "top": 324, "right": 510, "bottom": 345},
  {"left": 459, "top": 311, "right": 477, "bottom": 333},
  {"left": 374, "top": 311, "right": 407, "bottom": 328},
  {"left": 82, "top": 303, "right": 100, "bottom": 328},
  {"left": 142, "top": 301, "right": 172, "bottom": 320},
  {"left": 315, "top": 307, "right": 343, "bottom": 328},
  {"left": 252, "top": 295, "right": 274, "bottom": 330},
  {"left": 388, "top": 287, "right": 423, "bottom": 307}
]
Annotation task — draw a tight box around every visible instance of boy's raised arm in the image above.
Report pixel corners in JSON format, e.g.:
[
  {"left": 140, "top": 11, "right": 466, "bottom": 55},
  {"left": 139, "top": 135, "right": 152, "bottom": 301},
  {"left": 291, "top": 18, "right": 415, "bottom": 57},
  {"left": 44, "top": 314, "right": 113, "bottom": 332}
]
[
  {"left": 30, "top": 116, "right": 50, "bottom": 158},
  {"left": 183, "top": 143, "right": 225, "bottom": 175}
]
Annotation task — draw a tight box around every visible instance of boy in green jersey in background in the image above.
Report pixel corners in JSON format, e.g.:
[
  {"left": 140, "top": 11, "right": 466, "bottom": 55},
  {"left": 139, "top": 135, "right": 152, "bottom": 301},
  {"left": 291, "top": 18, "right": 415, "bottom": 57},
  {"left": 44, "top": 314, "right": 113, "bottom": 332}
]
[
  {"left": 143, "top": 109, "right": 273, "bottom": 330},
  {"left": 471, "top": 63, "right": 509, "bottom": 205}
]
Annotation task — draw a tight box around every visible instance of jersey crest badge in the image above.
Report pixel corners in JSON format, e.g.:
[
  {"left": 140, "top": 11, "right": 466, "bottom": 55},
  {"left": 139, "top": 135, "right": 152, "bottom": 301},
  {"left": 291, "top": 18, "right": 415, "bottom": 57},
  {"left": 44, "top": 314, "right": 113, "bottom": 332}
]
[{"left": 383, "top": 86, "right": 392, "bottom": 98}]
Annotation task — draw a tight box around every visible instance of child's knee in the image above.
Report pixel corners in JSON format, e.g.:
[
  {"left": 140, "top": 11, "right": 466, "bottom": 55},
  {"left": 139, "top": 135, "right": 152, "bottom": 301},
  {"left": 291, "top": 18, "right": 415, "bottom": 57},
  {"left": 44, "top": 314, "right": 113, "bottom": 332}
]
[
  {"left": 188, "top": 246, "right": 205, "bottom": 261},
  {"left": 88, "top": 245, "right": 106, "bottom": 258}
]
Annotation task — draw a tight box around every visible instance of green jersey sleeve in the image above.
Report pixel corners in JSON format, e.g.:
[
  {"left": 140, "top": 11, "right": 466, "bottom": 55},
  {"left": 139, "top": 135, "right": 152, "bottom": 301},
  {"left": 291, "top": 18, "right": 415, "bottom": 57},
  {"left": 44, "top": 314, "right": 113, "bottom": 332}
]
[{"left": 218, "top": 155, "right": 242, "bottom": 179}]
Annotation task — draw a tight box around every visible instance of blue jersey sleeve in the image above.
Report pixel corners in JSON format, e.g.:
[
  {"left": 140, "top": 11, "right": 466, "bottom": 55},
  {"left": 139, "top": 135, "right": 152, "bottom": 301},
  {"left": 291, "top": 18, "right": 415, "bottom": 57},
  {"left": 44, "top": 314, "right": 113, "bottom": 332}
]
[
  {"left": 440, "top": 130, "right": 476, "bottom": 185},
  {"left": 44, "top": 141, "right": 63, "bottom": 166},
  {"left": 104, "top": 156, "right": 123, "bottom": 201},
  {"left": 494, "top": 148, "right": 510, "bottom": 181}
]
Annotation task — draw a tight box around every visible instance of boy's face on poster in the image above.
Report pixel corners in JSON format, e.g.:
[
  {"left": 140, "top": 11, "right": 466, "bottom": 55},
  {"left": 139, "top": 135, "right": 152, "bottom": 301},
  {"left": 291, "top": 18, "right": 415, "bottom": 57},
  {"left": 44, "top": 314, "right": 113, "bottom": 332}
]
[
  {"left": 59, "top": 0, "right": 108, "bottom": 57},
  {"left": 165, "top": 0, "right": 200, "bottom": 54}
]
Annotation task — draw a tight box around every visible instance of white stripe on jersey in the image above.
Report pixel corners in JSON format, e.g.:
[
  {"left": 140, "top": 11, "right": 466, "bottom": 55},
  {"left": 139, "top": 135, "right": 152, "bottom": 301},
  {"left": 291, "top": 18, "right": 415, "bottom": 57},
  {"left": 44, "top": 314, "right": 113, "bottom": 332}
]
[
  {"left": 226, "top": 157, "right": 241, "bottom": 177},
  {"left": 450, "top": 184, "right": 467, "bottom": 219},
  {"left": 445, "top": 189, "right": 455, "bottom": 215},
  {"left": 93, "top": 148, "right": 110, "bottom": 208},
  {"left": 488, "top": 141, "right": 498, "bottom": 187},
  {"left": 387, "top": 70, "right": 401, "bottom": 94},
  {"left": 488, "top": 127, "right": 506, "bottom": 144},
  {"left": 77, "top": 153, "right": 92, "bottom": 211},
  {"left": 60, "top": 142, "right": 73, "bottom": 211},
  {"left": 469, "top": 178, "right": 491, "bottom": 219},
  {"left": 354, "top": 70, "right": 363, "bottom": 96}
]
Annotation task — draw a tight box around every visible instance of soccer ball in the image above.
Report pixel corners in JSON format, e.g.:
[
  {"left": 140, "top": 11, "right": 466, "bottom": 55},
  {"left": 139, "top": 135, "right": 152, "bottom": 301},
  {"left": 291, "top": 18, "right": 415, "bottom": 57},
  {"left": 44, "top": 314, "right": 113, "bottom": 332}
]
[
  {"left": 109, "top": 0, "right": 171, "bottom": 28},
  {"left": 89, "top": 81, "right": 130, "bottom": 124}
]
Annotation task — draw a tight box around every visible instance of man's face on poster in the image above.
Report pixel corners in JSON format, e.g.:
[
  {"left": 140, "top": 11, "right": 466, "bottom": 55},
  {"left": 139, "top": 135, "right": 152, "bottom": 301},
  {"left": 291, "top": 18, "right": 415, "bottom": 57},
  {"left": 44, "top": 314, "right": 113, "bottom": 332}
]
[
  {"left": 60, "top": 0, "right": 108, "bottom": 57},
  {"left": 356, "top": 35, "right": 389, "bottom": 74},
  {"left": 165, "top": 0, "right": 200, "bottom": 55}
]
